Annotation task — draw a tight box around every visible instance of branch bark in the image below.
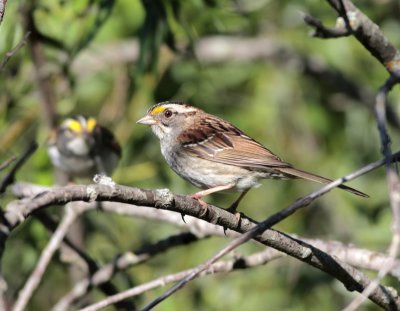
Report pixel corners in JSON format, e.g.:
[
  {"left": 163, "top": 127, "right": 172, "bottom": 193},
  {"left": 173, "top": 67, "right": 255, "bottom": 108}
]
[
  {"left": 79, "top": 248, "right": 282, "bottom": 311},
  {"left": 0, "top": 0, "right": 6, "bottom": 26},
  {"left": 306, "top": 0, "right": 400, "bottom": 75},
  {"left": 3, "top": 178, "right": 399, "bottom": 311}
]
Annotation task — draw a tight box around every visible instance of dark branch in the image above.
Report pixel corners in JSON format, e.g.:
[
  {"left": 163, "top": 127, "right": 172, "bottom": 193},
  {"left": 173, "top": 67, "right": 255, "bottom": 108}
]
[
  {"left": 5, "top": 149, "right": 400, "bottom": 310},
  {"left": 141, "top": 151, "right": 400, "bottom": 311},
  {"left": 79, "top": 248, "right": 282, "bottom": 311},
  {"left": 304, "top": 14, "right": 351, "bottom": 38},
  {"left": 53, "top": 232, "right": 204, "bottom": 311},
  {"left": 22, "top": 3, "right": 58, "bottom": 129},
  {"left": 0, "top": 32, "right": 30, "bottom": 72},
  {"left": 324, "top": 0, "right": 400, "bottom": 75},
  {"left": 0, "top": 141, "right": 37, "bottom": 194},
  {"left": 0, "top": 0, "right": 6, "bottom": 25},
  {"left": 0, "top": 156, "right": 16, "bottom": 172}
]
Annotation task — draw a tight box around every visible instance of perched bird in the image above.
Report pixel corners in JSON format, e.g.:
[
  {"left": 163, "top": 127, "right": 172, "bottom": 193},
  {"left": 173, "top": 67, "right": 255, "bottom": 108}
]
[
  {"left": 137, "top": 101, "right": 367, "bottom": 212},
  {"left": 48, "top": 115, "right": 121, "bottom": 183}
]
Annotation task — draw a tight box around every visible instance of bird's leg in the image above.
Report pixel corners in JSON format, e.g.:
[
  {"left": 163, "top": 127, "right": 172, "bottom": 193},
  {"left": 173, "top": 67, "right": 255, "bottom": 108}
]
[
  {"left": 227, "top": 189, "right": 250, "bottom": 213},
  {"left": 225, "top": 189, "right": 250, "bottom": 229},
  {"left": 191, "top": 183, "right": 235, "bottom": 216}
]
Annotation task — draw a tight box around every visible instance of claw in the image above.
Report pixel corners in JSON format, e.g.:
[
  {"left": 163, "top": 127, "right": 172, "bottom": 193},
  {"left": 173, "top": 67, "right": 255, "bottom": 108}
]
[
  {"left": 191, "top": 195, "right": 209, "bottom": 217},
  {"left": 181, "top": 213, "right": 186, "bottom": 223},
  {"left": 226, "top": 207, "right": 242, "bottom": 229}
]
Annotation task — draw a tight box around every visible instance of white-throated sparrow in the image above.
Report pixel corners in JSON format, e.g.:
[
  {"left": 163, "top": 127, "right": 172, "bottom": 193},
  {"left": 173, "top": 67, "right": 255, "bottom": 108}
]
[
  {"left": 48, "top": 115, "right": 121, "bottom": 182},
  {"left": 137, "top": 101, "right": 367, "bottom": 212}
]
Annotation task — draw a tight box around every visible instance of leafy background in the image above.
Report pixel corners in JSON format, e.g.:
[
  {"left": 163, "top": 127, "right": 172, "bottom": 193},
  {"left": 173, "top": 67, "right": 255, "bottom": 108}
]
[{"left": 0, "top": 0, "right": 399, "bottom": 310}]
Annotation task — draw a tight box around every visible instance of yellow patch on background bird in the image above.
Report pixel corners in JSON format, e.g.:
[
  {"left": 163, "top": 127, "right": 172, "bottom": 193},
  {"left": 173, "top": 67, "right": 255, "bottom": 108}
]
[
  {"left": 150, "top": 105, "right": 166, "bottom": 115},
  {"left": 66, "top": 119, "right": 83, "bottom": 132},
  {"left": 86, "top": 117, "right": 97, "bottom": 132}
]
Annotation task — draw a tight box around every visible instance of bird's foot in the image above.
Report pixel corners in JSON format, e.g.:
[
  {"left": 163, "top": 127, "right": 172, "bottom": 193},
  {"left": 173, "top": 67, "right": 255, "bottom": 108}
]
[
  {"left": 191, "top": 194, "right": 209, "bottom": 217},
  {"left": 226, "top": 204, "right": 242, "bottom": 228}
]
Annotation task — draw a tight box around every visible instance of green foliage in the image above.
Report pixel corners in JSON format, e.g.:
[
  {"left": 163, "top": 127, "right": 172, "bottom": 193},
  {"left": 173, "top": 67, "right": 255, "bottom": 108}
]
[{"left": 0, "top": 0, "right": 397, "bottom": 310}]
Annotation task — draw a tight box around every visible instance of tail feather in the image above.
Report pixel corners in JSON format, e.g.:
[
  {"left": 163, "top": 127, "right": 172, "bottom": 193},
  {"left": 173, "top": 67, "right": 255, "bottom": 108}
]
[{"left": 279, "top": 167, "right": 369, "bottom": 198}]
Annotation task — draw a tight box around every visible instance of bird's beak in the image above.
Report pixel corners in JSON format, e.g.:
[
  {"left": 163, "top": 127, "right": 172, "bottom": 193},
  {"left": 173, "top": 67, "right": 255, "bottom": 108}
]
[{"left": 136, "top": 115, "right": 157, "bottom": 125}]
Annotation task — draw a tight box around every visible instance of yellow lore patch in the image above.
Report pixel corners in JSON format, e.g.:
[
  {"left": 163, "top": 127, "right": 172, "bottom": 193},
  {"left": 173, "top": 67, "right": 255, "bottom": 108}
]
[
  {"left": 66, "top": 119, "right": 82, "bottom": 133},
  {"left": 150, "top": 105, "right": 166, "bottom": 115},
  {"left": 86, "top": 117, "right": 97, "bottom": 132}
]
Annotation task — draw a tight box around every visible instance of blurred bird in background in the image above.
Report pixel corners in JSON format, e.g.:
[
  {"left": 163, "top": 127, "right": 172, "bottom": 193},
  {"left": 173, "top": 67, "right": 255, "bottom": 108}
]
[
  {"left": 47, "top": 115, "right": 121, "bottom": 283},
  {"left": 48, "top": 115, "right": 121, "bottom": 184}
]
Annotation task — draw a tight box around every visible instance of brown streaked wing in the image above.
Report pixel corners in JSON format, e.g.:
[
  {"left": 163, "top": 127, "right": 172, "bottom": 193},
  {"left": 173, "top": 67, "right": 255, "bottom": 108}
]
[{"left": 179, "top": 115, "right": 291, "bottom": 170}]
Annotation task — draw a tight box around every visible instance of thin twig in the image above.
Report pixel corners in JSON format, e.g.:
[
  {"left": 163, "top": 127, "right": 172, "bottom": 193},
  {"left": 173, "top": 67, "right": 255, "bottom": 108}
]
[
  {"left": 33, "top": 208, "right": 137, "bottom": 311},
  {"left": 305, "top": 2, "right": 400, "bottom": 306},
  {"left": 342, "top": 76, "right": 400, "bottom": 311},
  {"left": 79, "top": 248, "right": 281, "bottom": 311},
  {"left": 304, "top": 14, "right": 351, "bottom": 38},
  {"left": 0, "top": 32, "right": 30, "bottom": 72},
  {"left": 0, "top": 0, "right": 6, "bottom": 25},
  {"left": 139, "top": 154, "right": 398, "bottom": 311},
  {"left": 0, "top": 156, "right": 16, "bottom": 172},
  {"left": 6, "top": 149, "right": 398, "bottom": 231},
  {"left": 52, "top": 231, "right": 205, "bottom": 311},
  {"left": 325, "top": 0, "right": 400, "bottom": 75},
  {"left": 23, "top": 4, "right": 57, "bottom": 129},
  {"left": 5, "top": 153, "right": 400, "bottom": 310},
  {"left": 0, "top": 141, "right": 37, "bottom": 194},
  {"left": 11, "top": 184, "right": 400, "bottom": 279},
  {"left": 12, "top": 204, "right": 80, "bottom": 311}
]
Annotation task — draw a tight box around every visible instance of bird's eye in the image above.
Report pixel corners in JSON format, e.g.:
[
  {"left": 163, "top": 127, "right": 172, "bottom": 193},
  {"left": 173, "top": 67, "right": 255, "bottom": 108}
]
[{"left": 164, "top": 110, "right": 173, "bottom": 118}]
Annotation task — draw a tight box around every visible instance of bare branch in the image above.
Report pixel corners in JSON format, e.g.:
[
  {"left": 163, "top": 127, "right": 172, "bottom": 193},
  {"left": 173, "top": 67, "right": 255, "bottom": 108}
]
[
  {"left": 0, "top": 0, "right": 6, "bottom": 25},
  {"left": 305, "top": 3, "right": 400, "bottom": 306},
  {"left": 343, "top": 72, "right": 400, "bottom": 311},
  {"left": 0, "top": 32, "right": 30, "bottom": 72},
  {"left": 11, "top": 182, "right": 400, "bottom": 310},
  {"left": 307, "top": 0, "right": 400, "bottom": 75},
  {"left": 52, "top": 231, "right": 205, "bottom": 311},
  {"left": 79, "top": 248, "right": 281, "bottom": 311},
  {"left": 0, "top": 141, "right": 37, "bottom": 194},
  {"left": 22, "top": 4, "right": 57, "bottom": 129},
  {"left": 34, "top": 209, "right": 137, "bottom": 310},
  {"left": 12, "top": 183, "right": 400, "bottom": 279},
  {"left": 0, "top": 156, "right": 16, "bottom": 172},
  {"left": 5, "top": 152, "right": 400, "bottom": 310},
  {"left": 12, "top": 204, "right": 80, "bottom": 311},
  {"left": 304, "top": 14, "right": 351, "bottom": 38},
  {"left": 141, "top": 149, "right": 400, "bottom": 310}
]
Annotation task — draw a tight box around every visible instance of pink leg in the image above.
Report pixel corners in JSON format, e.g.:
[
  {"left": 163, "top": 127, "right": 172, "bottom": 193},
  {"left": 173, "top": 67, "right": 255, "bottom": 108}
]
[{"left": 191, "top": 183, "right": 235, "bottom": 215}]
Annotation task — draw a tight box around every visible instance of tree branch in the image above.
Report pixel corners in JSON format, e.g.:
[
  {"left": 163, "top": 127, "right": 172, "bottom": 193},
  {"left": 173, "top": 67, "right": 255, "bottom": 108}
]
[
  {"left": 0, "top": 32, "right": 30, "bottom": 72},
  {"left": 52, "top": 231, "right": 206, "bottom": 311},
  {"left": 343, "top": 66, "right": 400, "bottom": 311},
  {"left": 12, "top": 184, "right": 400, "bottom": 279},
  {"left": 13, "top": 205, "right": 79, "bottom": 311},
  {"left": 79, "top": 247, "right": 282, "bottom": 311},
  {"left": 0, "top": 141, "right": 37, "bottom": 195},
  {"left": 306, "top": 0, "right": 400, "bottom": 75},
  {"left": 0, "top": 156, "right": 16, "bottom": 172},
  {"left": 0, "top": 0, "right": 6, "bottom": 25},
  {"left": 4, "top": 151, "right": 400, "bottom": 310},
  {"left": 22, "top": 3, "right": 58, "bottom": 129},
  {"left": 305, "top": 1, "right": 400, "bottom": 309},
  {"left": 304, "top": 14, "right": 351, "bottom": 38},
  {"left": 140, "top": 154, "right": 396, "bottom": 311}
]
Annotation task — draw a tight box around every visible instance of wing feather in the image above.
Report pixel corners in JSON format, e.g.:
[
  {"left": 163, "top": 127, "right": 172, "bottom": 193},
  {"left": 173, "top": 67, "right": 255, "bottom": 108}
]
[{"left": 178, "top": 114, "right": 291, "bottom": 170}]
